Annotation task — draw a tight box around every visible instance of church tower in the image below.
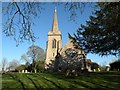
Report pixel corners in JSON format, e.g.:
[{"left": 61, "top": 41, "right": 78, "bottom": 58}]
[{"left": 45, "top": 7, "right": 62, "bottom": 69}]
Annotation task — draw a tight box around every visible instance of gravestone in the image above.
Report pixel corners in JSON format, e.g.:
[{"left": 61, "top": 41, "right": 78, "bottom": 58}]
[
  {"left": 106, "top": 67, "right": 110, "bottom": 71},
  {"left": 25, "top": 70, "right": 27, "bottom": 73},
  {"left": 93, "top": 69, "right": 96, "bottom": 72},
  {"left": 35, "top": 69, "right": 37, "bottom": 73},
  {"left": 22, "top": 70, "right": 24, "bottom": 73},
  {"left": 98, "top": 68, "right": 101, "bottom": 71}
]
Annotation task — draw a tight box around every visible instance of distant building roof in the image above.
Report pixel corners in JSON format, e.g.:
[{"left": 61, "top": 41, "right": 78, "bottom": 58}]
[{"left": 86, "top": 59, "right": 92, "bottom": 64}]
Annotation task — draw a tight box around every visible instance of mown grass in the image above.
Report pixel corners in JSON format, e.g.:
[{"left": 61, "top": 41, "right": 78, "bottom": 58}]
[{"left": 1, "top": 71, "right": 120, "bottom": 89}]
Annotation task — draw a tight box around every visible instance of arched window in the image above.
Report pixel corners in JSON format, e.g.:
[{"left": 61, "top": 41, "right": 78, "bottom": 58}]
[
  {"left": 52, "top": 39, "right": 56, "bottom": 48},
  {"left": 53, "top": 53, "right": 55, "bottom": 56}
]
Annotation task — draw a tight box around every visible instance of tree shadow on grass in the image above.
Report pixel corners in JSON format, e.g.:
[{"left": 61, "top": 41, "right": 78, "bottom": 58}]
[
  {"left": 62, "top": 77, "right": 103, "bottom": 89},
  {"left": 72, "top": 80, "right": 95, "bottom": 89},
  {"left": 27, "top": 73, "right": 58, "bottom": 88},
  {"left": 42, "top": 77, "right": 63, "bottom": 90},
  {"left": 33, "top": 73, "right": 86, "bottom": 89},
  {"left": 26, "top": 75, "right": 42, "bottom": 90},
  {"left": 68, "top": 79, "right": 117, "bottom": 90},
  {"left": 9, "top": 74, "right": 26, "bottom": 90},
  {"left": 27, "top": 74, "right": 64, "bottom": 89},
  {"left": 82, "top": 80, "right": 112, "bottom": 89},
  {"left": 89, "top": 78, "right": 119, "bottom": 89}
]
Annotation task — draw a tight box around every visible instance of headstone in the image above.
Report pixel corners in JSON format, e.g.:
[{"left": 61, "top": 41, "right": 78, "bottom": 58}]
[
  {"left": 22, "top": 70, "right": 24, "bottom": 73},
  {"left": 35, "top": 69, "right": 37, "bottom": 73},
  {"left": 106, "top": 67, "right": 110, "bottom": 71},
  {"left": 98, "top": 68, "right": 101, "bottom": 71},
  {"left": 66, "top": 70, "right": 70, "bottom": 76},
  {"left": 25, "top": 70, "right": 27, "bottom": 73},
  {"left": 93, "top": 69, "right": 96, "bottom": 72},
  {"left": 75, "top": 73, "right": 78, "bottom": 76},
  {"left": 81, "top": 68, "right": 84, "bottom": 70},
  {"left": 88, "top": 67, "right": 92, "bottom": 72},
  {"left": 72, "top": 70, "right": 75, "bottom": 73}
]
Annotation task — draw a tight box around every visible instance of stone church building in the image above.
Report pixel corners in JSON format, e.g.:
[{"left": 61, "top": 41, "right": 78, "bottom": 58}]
[{"left": 44, "top": 8, "right": 91, "bottom": 72}]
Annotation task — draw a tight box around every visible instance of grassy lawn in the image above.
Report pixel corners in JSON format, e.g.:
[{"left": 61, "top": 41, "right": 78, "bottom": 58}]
[{"left": 1, "top": 72, "right": 120, "bottom": 89}]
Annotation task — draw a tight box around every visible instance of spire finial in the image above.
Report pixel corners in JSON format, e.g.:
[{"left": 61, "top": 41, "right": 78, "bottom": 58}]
[
  {"left": 55, "top": 7, "right": 56, "bottom": 12},
  {"left": 52, "top": 7, "right": 58, "bottom": 32}
]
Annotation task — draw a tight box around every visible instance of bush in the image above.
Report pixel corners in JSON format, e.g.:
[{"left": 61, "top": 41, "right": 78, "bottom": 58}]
[
  {"left": 36, "top": 61, "right": 44, "bottom": 72},
  {"left": 15, "top": 65, "right": 26, "bottom": 72},
  {"left": 91, "top": 62, "right": 99, "bottom": 70},
  {"left": 110, "top": 60, "right": 120, "bottom": 71}
]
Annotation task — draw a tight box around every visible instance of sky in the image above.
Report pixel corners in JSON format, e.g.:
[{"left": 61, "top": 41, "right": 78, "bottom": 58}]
[{"left": 1, "top": 2, "right": 118, "bottom": 67}]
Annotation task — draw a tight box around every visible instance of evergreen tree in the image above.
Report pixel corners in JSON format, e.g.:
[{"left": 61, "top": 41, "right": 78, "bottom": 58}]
[
  {"left": 75, "top": 2, "right": 120, "bottom": 56},
  {"left": 91, "top": 62, "right": 99, "bottom": 70},
  {"left": 109, "top": 60, "right": 120, "bottom": 71}
]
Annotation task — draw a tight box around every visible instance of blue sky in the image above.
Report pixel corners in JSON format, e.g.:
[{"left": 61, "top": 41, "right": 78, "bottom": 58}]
[{"left": 1, "top": 2, "right": 118, "bottom": 66}]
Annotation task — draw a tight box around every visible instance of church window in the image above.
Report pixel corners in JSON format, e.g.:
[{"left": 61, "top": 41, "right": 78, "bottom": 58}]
[
  {"left": 53, "top": 53, "right": 55, "bottom": 56},
  {"left": 52, "top": 39, "right": 56, "bottom": 48}
]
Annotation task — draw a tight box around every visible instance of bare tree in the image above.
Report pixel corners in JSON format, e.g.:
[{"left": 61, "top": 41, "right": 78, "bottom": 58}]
[
  {"left": 8, "top": 59, "right": 20, "bottom": 71},
  {"left": 64, "top": 2, "right": 92, "bottom": 21},
  {"left": 27, "top": 45, "right": 45, "bottom": 62},
  {"left": 27, "top": 45, "right": 44, "bottom": 72},
  {"left": 3, "top": 2, "right": 92, "bottom": 45},
  {"left": 21, "top": 53, "right": 31, "bottom": 64},
  {"left": 20, "top": 45, "right": 44, "bottom": 72},
  {"left": 3, "top": 2, "right": 43, "bottom": 46},
  {"left": 2, "top": 58, "right": 8, "bottom": 72}
]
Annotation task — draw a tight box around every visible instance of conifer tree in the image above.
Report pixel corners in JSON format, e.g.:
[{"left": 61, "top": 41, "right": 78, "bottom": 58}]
[{"left": 75, "top": 2, "right": 120, "bottom": 56}]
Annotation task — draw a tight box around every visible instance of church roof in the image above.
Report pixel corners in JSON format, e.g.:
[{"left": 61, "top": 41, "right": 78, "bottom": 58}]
[{"left": 61, "top": 38, "right": 84, "bottom": 53}]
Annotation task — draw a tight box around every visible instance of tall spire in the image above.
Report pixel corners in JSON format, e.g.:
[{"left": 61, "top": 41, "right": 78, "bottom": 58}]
[{"left": 52, "top": 7, "right": 58, "bottom": 32}]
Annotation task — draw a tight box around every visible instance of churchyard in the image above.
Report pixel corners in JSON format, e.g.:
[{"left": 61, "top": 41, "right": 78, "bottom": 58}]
[
  {"left": 2, "top": 71, "right": 120, "bottom": 89},
  {"left": 1, "top": 2, "right": 120, "bottom": 90}
]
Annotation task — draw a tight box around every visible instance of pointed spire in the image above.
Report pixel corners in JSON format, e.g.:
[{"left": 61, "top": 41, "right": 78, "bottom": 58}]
[
  {"left": 52, "top": 7, "right": 58, "bottom": 32},
  {"left": 55, "top": 7, "right": 56, "bottom": 12}
]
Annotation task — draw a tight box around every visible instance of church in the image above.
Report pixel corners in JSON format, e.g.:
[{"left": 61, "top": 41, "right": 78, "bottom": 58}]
[{"left": 44, "top": 8, "right": 91, "bottom": 72}]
